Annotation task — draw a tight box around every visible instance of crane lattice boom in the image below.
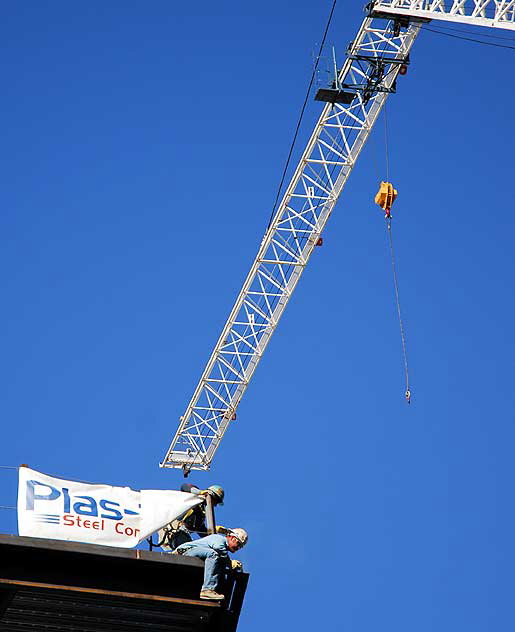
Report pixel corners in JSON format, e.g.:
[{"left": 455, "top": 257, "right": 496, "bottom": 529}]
[
  {"left": 161, "top": 12, "right": 420, "bottom": 471},
  {"left": 161, "top": 0, "right": 515, "bottom": 472}
]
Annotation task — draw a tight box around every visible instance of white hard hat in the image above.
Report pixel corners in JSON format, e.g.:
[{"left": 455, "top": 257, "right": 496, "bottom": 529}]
[{"left": 230, "top": 528, "right": 248, "bottom": 547}]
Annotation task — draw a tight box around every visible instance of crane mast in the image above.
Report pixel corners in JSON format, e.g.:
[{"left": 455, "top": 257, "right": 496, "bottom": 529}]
[{"left": 161, "top": 0, "right": 515, "bottom": 473}]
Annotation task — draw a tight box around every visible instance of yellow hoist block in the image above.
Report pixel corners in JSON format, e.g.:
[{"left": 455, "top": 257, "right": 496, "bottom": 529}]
[{"left": 374, "top": 181, "right": 398, "bottom": 211}]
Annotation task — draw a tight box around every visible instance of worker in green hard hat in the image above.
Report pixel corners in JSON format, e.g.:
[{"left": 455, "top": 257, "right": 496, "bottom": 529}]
[{"left": 158, "top": 483, "right": 225, "bottom": 551}]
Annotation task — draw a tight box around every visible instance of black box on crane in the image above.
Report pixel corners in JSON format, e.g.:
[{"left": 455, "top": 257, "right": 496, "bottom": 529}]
[{"left": 315, "top": 88, "right": 355, "bottom": 104}]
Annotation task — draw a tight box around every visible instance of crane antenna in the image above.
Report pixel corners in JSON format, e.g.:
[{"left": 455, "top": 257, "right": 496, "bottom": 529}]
[{"left": 267, "top": 0, "right": 337, "bottom": 229}]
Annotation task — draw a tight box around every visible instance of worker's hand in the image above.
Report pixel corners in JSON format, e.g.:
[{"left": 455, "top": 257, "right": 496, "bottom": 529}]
[
  {"left": 231, "top": 559, "right": 243, "bottom": 572},
  {"left": 215, "top": 525, "right": 228, "bottom": 534},
  {"left": 198, "top": 489, "right": 210, "bottom": 497}
]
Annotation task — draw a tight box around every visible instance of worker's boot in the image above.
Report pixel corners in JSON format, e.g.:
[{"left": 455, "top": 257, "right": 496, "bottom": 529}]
[{"left": 200, "top": 589, "right": 224, "bottom": 600}]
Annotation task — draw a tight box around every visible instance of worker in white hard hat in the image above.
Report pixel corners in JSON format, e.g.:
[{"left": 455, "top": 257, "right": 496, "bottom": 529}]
[
  {"left": 158, "top": 483, "right": 225, "bottom": 551},
  {"left": 173, "top": 527, "right": 248, "bottom": 601}
]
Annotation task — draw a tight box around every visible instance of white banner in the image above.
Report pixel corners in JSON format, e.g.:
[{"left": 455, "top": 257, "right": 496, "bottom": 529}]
[{"left": 17, "top": 467, "right": 203, "bottom": 548}]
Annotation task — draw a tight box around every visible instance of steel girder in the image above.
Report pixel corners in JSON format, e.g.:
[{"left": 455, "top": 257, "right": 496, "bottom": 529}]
[
  {"left": 161, "top": 14, "right": 421, "bottom": 471},
  {"left": 373, "top": 0, "right": 515, "bottom": 30}
]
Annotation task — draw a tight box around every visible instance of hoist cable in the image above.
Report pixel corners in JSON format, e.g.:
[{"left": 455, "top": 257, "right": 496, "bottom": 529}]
[
  {"left": 381, "top": 100, "right": 410, "bottom": 402},
  {"left": 422, "top": 25, "right": 515, "bottom": 50},
  {"left": 266, "top": 0, "right": 337, "bottom": 229},
  {"left": 238, "top": 0, "right": 338, "bottom": 384},
  {"left": 383, "top": 100, "right": 390, "bottom": 182},
  {"left": 370, "top": 123, "right": 383, "bottom": 183},
  {"left": 422, "top": 22, "right": 515, "bottom": 41},
  {"left": 386, "top": 218, "right": 410, "bottom": 400}
]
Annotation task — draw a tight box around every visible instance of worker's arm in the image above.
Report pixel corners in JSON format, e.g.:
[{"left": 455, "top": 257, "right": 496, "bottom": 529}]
[
  {"left": 181, "top": 483, "right": 215, "bottom": 501},
  {"left": 180, "top": 508, "right": 194, "bottom": 522},
  {"left": 181, "top": 483, "right": 202, "bottom": 495},
  {"left": 209, "top": 537, "right": 243, "bottom": 571}
]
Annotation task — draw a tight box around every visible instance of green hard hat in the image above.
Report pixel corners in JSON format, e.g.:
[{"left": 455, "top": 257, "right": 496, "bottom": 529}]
[{"left": 208, "top": 485, "right": 224, "bottom": 505}]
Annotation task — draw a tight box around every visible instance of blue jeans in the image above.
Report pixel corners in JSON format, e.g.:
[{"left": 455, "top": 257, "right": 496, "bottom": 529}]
[{"left": 182, "top": 544, "right": 224, "bottom": 591}]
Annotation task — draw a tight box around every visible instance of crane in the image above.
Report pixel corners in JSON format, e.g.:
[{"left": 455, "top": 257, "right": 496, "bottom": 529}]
[{"left": 161, "top": 0, "right": 515, "bottom": 474}]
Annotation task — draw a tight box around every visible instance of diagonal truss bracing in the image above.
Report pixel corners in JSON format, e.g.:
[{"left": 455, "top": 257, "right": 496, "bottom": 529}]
[
  {"left": 161, "top": 12, "right": 421, "bottom": 471},
  {"left": 373, "top": 0, "right": 515, "bottom": 30}
]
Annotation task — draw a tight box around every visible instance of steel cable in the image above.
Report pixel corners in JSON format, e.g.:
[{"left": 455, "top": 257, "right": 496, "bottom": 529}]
[{"left": 386, "top": 218, "right": 410, "bottom": 401}]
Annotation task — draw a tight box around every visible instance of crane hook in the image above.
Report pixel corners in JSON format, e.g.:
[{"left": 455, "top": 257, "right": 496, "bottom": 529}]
[{"left": 375, "top": 181, "right": 397, "bottom": 218}]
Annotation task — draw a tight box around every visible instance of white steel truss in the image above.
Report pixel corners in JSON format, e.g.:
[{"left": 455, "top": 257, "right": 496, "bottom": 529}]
[
  {"left": 161, "top": 0, "right": 515, "bottom": 472},
  {"left": 373, "top": 0, "right": 515, "bottom": 30},
  {"left": 161, "top": 13, "right": 421, "bottom": 471}
]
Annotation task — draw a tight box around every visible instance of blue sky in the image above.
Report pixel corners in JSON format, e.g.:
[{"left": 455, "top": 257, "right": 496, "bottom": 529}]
[{"left": 1, "top": 1, "right": 514, "bottom": 630}]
